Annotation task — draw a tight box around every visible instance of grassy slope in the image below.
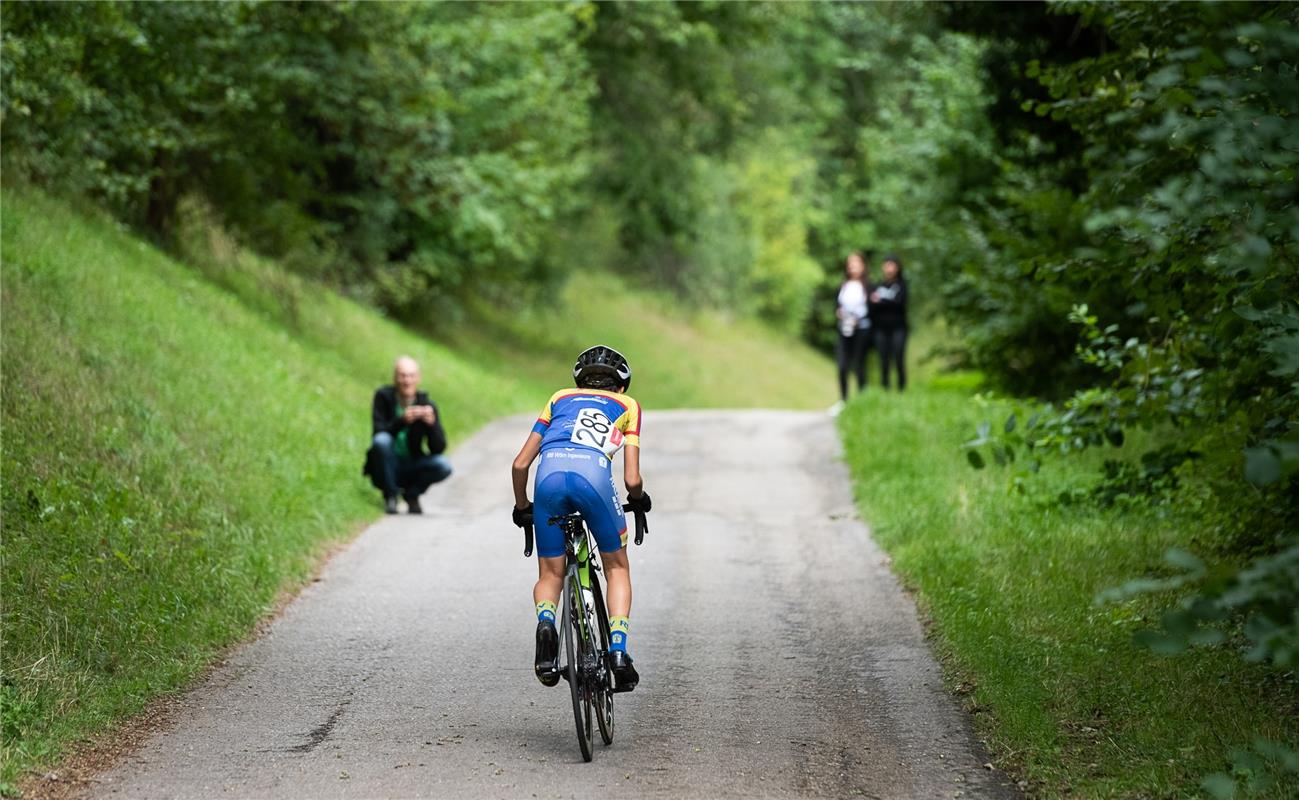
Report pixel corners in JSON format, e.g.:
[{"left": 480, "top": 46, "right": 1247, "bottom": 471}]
[
  {"left": 837, "top": 349, "right": 1298, "bottom": 797},
  {"left": 447, "top": 275, "right": 835, "bottom": 411},
  {"left": 0, "top": 186, "right": 834, "bottom": 787}
]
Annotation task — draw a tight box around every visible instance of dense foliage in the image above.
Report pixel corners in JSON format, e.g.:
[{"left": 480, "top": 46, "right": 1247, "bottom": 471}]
[
  {"left": 582, "top": 2, "right": 980, "bottom": 334},
  {"left": 2, "top": 2, "right": 594, "bottom": 317},
  {"left": 4, "top": 0, "right": 1296, "bottom": 792},
  {"left": 946, "top": 4, "right": 1299, "bottom": 793},
  {"left": 9, "top": 0, "right": 1289, "bottom": 433},
  {"left": 2, "top": 1, "right": 991, "bottom": 334},
  {"left": 955, "top": 0, "right": 1298, "bottom": 589}
]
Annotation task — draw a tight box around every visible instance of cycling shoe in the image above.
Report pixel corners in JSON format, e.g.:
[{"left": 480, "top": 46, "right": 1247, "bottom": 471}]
[
  {"left": 534, "top": 621, "right": 559, "bottom": 687},
  {"left": 608, "top": 649, "right": 639, "bottom": 692}
]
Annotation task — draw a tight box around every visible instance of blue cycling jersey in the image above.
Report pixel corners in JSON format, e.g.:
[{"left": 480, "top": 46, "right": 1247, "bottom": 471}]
[
  {"left": 529, "top": 388, "right": 641, "bottom": 557},
  {"left": 532, "top": 389, "right": 642, "bottom": 456}
]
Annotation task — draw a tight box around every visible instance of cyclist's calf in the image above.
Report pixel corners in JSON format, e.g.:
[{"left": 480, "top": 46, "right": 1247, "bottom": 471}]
[
  {"left": 533, "top": 556, "right": 566, "bottom": 609},
  {"left": 601, "top": 548, "right": 632, "bottom": 618}
]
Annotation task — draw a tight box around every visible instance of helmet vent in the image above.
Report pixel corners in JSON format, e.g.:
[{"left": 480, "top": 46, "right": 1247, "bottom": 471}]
[{"left": 573, "top": 345, "right": 632, "bottom": 391}]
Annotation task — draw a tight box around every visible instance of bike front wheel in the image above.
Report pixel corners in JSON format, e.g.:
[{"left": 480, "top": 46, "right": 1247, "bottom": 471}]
[
  {"left": 590, "top": 572, "right": 615, "bottom": 745},
  {"left": 563, "top": 573, "right": 594, "bottom": 762}
]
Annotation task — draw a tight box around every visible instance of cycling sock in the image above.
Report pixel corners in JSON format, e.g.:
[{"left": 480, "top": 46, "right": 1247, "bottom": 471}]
[
  {"left": 609, "top": 616, "right": 630, "bottom": 652},
  {"left": 536, "top": 600, "right": 556, "bottom": 625}
]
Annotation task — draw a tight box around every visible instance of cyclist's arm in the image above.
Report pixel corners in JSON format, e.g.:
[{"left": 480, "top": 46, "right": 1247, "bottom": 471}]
[
  {"left": 512, "top": 432, "right": 543, "bottom": 508},
  {"left": 622, "top": 444, "right": 644, "bottom": 498}
]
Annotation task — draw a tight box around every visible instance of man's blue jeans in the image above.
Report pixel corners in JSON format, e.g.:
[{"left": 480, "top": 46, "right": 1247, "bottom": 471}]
[{"left": 367, "top": 432, "right": 453, "bottom": 499}]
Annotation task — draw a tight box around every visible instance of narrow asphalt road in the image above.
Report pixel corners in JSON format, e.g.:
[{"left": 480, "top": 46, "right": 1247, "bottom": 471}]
[{"left": 94, "top": 411, "right": 1015, "bottom": 799}]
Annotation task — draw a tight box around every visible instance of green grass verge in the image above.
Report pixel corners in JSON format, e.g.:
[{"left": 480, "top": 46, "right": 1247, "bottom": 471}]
[
  {"left": 0, "top": 186, "right": 833, "bottom": 789},
  {"left": 837, "top": 358, "right": 1299, "bottom": 797}
]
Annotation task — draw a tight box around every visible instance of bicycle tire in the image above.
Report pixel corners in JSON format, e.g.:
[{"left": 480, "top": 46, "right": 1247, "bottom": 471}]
[
  {"left": 563, "top": 571, "right": 594, "bottom": 762},
  {"left": 590, "top": 571, "right": 615, "bottom": 745}
]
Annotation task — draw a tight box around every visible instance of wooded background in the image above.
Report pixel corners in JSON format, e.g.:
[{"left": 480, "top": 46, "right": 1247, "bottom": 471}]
[{"left": 3, "top": 1, "right": 1297, "bottom": 792}]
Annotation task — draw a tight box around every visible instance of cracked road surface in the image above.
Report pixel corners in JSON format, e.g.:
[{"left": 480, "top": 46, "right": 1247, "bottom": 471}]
[{"left": 95, "top": 411, "right": 1015, "bottom": 799}]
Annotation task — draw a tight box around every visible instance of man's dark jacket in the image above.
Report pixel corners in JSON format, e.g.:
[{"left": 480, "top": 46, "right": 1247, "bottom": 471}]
[{"left": 366, "top": 386, "right": 447, "bottom": 467}]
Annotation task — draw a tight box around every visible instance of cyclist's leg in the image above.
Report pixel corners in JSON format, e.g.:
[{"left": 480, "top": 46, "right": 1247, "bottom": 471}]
[
  {"left": 532, "top": 464, "right": 573, "bottom": 605},
  {"left": 567, "top": 464, "right": 639, "bottom": 688},
  {"left": 532, "top": 456, "right": 575, "bottom": 553},
  {"left": 571, "top": 474, "right": 629, "bottom": 558},
  {"left": 577, "top": 465, "right": 631, "bottom": 618},
  {"left": 600, "top": 548, "right": 633, "bottom": 679},
  {"left": 532, "top": 552, "right": 565, "bottom": 685},
  {"left": 551, "top": 451, "right": 630, "bottom": 613},
  {"left": 597, "top": 545, "right": 637, "bottom": 688},
  {"left": 531, "top": 460, "right": 577, "bottom": 684},
  {"left": 533, "top": 556, "right": 565, "bottom": 610},
  {"left": 600, "top": 547, "right": 631, "bottom": 620}
]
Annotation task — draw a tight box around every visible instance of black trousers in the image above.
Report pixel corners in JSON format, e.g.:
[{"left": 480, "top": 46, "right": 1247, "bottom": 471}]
[
  {"left": 876, "top": 326, "right": 907, "bottom": 390},
  {"left": 836, "top": 327, "right": 872, "bottom": 400},
  {"left": 365, "top": 432, "right": 453, "bottom": 499}
]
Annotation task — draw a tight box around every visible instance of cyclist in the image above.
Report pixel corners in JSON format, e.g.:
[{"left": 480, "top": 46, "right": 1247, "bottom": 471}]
[{"left": 511, "top": 345, "right": 651, "bottom": 692}]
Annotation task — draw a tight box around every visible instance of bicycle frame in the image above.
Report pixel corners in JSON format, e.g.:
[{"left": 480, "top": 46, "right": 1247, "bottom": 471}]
[
  {"left": 519, "top": 502, "right": 646, "bottom": 761},
  {"left": 552, "top": 512, "right": 608, "bottom": 760},
  {"left": 558, "top": 516, "right": 602, "bottom": 670}
]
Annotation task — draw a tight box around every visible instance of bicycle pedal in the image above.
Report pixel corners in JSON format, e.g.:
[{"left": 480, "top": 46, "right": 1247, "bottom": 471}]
[{"left": 535, "top": 666, "right": 561, "bottom": 687}]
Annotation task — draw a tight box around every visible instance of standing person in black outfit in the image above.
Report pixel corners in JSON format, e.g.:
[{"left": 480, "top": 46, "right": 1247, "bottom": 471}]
[
  {"left": 363, "top": 355, "right": 452, "bottom": 514},
  {"left": 870, "top": 255, "right": 909, "bottom": 391},
  {"left": 834, "top": 251, "right": 873, "bottom": 408}
]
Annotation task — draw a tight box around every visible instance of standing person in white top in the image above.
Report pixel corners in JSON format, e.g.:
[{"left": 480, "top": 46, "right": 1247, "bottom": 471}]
[{"left": 834, "top": 251, "right": 872, "bottom": 407}]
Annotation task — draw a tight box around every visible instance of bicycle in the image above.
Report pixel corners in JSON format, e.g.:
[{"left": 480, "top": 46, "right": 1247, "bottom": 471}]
[{"left": 521, "top": 503, "right": 648, "bottom": 762}]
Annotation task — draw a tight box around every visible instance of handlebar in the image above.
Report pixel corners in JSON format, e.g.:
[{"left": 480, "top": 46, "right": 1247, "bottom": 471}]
[
  {"left": 622, "top": 504, "right": 649, "bottom": 546},
  {"left": 518, "top": 505, "right": 651, "bottom": 556}
]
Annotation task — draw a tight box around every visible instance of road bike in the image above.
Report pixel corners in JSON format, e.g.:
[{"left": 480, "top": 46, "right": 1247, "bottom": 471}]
[{"left": 522, "top": 504, "right": 648, "bottom": 762}]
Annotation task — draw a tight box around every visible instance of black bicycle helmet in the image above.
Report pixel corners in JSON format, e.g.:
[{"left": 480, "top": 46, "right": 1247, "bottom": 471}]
[{"left": 573, "top": 345, "right": 632, "bottom": 391}]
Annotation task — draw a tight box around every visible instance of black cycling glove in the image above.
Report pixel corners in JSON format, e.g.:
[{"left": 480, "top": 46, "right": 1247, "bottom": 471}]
[
  {"left": 512, "top": 503, "right": 533, "bottom": 528},
  {"left": 625, "top": 491, "right": 652, "bottom": 513}
]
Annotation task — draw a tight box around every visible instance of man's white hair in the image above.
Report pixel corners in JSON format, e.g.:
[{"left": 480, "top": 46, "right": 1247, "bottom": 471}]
[{"left": 394, "top": 355, "right": 420, "bottom": 372}]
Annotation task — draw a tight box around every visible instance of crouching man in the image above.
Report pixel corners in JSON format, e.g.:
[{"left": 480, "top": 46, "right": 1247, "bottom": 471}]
[{"left": 364, "top": 356, "right": 452, "bottom": 514}]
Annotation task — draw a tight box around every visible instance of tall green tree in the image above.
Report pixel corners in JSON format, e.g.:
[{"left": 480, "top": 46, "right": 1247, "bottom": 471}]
[
  {"left": 2, "top": 1, "right": 596, "bottom": 313},
  {"left": 953, "top": 12, "right": 1299, "bottom": 783}
]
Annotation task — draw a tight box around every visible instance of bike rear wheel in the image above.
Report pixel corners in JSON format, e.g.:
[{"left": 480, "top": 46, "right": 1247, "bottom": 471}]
[
  {"left": 563, "top": 572, "right": 594, "bottom": 762},
  {"left": 590, "top": 571, "right": 615, "bottom": 745}
]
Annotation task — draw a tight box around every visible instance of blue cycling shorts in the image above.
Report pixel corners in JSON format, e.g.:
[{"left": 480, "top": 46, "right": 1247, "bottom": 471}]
[{"left": 533, "top": 447, "right": 627, "bottom": 558}]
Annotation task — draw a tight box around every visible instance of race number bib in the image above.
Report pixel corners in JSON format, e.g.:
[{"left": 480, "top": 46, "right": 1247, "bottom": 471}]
[{"left": 570, "top": 407, "right": 624, "bottom": 457}]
